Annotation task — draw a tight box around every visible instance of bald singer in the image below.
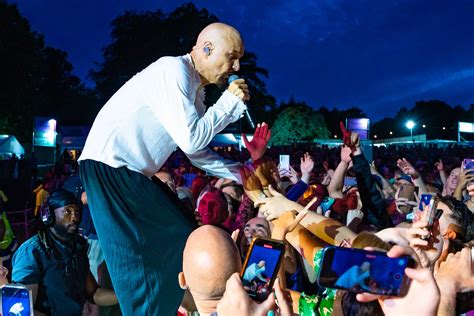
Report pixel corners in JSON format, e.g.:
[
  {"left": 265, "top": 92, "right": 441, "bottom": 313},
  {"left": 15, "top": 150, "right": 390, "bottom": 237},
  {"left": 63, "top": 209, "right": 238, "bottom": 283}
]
[{"left": 79, "top": 23, "right": 250, "bottom": 315}]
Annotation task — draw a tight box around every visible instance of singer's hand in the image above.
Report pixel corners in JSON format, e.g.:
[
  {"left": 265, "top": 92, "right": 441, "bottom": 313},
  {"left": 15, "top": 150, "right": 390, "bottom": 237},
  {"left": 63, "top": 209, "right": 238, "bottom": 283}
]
[{"left": 228, "top": 79, "right": 250, "bottom": 101}]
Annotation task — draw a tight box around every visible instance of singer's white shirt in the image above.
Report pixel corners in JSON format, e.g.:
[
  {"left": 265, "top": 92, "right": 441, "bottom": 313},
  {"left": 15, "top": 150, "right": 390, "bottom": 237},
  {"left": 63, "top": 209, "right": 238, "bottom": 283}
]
[{"left": 79, "top": 54, "right": 246, "bottom": 181}]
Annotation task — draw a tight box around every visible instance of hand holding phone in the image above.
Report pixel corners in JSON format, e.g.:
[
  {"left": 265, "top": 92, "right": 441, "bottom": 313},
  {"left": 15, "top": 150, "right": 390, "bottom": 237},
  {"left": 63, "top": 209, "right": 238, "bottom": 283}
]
[
  {"left": 355, "top": 246, "right": 440, "bottom": 316},
  {"left": 463, "top": 158, "right": 474, "bottom": 174},
  {"left": 416, "top": 194, "right": 443, "bottom": 240},
  {"left": 463, "top": 159, "right": 474, "bottom": 186},
  {"left": 240, "top": 237, "right": 286, "bottom": 302},
  {"left": 395, "top": 183, "right": 417, "bottom": 214},
  {"left": 317, "top": 246, "right": 415, "bottom": 296},
  {"left": 279, "top": 155, "right": 290, "bottom": 173}
]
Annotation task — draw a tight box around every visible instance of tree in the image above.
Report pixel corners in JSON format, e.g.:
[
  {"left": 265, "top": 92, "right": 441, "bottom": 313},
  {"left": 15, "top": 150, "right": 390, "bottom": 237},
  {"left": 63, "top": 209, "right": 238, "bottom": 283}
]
[
  {"left": 271, "top": 100, "right": 330, "bottom": 146},
  {"left": 0, "top": 1, "right": 96, "bottom": 142},
  {"left": 371, "top": 100, "right": 473, "bottom": 140},
  {"left": 90, "top": 3, "right": 275, "bottom": 132}
]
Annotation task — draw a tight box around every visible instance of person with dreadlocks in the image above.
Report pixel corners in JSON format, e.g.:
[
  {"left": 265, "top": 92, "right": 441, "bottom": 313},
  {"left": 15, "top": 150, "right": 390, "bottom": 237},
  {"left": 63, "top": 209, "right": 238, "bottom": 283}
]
[{"left": 11, "top": 189, "right": 118, "bottom": 316}]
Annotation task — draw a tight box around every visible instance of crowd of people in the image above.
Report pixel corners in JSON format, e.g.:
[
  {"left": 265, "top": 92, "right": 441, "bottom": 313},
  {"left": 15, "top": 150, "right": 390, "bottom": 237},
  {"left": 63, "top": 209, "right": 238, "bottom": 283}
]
[{"left": 0, "top": 22, "right": 473, "bottom": 315}]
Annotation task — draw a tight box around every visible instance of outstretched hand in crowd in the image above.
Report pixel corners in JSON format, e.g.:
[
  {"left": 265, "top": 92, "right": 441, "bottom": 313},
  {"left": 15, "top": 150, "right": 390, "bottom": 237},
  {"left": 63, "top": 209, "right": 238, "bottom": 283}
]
[{"left": 242, "top": 122, "right": 271, "bottom": 162}]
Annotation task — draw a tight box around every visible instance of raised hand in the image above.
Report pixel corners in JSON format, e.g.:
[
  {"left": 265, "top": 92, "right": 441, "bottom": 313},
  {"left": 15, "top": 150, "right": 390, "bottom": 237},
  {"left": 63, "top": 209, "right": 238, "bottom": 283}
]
[
  {"left": 340, "top": 145, "right": 352, "bottom": 163},
  {"left": 434, "top": 159, "right": 444, "bottom": 172},
  {"left": 457, "top": 168, "right": 474, "bottom": 190},
  {"left": 407, "top": 220, "right": 443, "bottom": 269},
  {"left": 300, "top": 152, "right": 314, "bottom": 184},
  {"left": 271, "top": 197, "right": 317, "bottom": 239},
  {"left": 242, "top": 122, "right": 271, "bottom": 162},
  {"left": 255, "top": 185, "right": 304, "bottom": 221},
  {"left": 283, "top": 166, "right": 299, "bottom": 184},
  {"left": 255, "top": 160, "right": 280, "bottom": 196},
  {"left": 396, "top": 158, "right": 419, "bottom": 179},
  {"left": 340, "top": 121, "right": 352, "bottom": 148},
  {"left": 340, "top": 122, "right": 360, "bottom": 151},
  {"left": 240, "top": 166, "right": 264, "bottom": 202}
]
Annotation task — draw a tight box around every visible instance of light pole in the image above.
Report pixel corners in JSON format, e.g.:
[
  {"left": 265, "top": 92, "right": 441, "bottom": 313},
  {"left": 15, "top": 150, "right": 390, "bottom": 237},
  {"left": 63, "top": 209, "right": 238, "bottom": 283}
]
[{"left": 405, "top": 120, "right": 415, "bottom": 143}]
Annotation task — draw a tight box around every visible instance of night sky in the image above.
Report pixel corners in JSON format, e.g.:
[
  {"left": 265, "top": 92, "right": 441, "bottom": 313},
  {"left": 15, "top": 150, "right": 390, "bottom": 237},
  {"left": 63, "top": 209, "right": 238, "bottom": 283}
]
[{"left": 13, "top": 0, "right": 474, "bottom": 120}]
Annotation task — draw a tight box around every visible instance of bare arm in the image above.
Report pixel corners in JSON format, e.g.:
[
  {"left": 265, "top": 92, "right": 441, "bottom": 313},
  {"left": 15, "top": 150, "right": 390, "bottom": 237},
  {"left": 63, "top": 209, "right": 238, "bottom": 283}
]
[
  {"left": 328, "top": 146, "right": 352, "bottom": 199},
  {"left": 435, "top": 160, "right": 447, "bottom": 186},
  {"left": 85, "top": 271, "right": 118, "bottom": 306},
  {"left": 397, "top": 158, "right": 428, "bottom": 195},
  {"left": 370, "top": 161, "right": 395, "bottom": 198}
]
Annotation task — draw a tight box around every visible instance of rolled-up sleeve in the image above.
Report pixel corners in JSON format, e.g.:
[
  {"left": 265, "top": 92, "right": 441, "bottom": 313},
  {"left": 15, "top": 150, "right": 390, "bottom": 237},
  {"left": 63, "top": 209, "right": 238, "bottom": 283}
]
[{"left": 187, "top": 148, "right": 243, "bottom": 183}]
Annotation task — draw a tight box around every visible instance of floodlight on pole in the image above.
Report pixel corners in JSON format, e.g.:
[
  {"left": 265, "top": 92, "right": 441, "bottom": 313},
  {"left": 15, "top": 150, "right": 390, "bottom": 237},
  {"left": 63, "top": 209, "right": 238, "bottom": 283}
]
[{"left": 405, "top": 120, "right": 415, "bottom": 143}]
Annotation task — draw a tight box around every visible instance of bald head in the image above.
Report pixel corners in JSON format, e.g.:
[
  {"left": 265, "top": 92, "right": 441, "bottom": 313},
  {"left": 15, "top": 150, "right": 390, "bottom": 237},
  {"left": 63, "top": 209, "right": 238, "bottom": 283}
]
[
  {"left": 191, "top": 23, "right": 244, "bottom": 87},
  {"left": 243, "top": 217, "right": 271, "bottom": 243},
  {"left": 195, "top": 23, "right": 242, "bottom": 49},
  {"left": 181, "top": 225, "right": 241, "bottom": 300}
]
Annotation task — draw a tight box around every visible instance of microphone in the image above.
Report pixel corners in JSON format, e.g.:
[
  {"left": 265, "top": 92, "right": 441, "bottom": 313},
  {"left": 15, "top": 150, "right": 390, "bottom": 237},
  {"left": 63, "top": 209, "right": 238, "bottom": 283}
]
[{"left": 228, "top": 75, "right": 255, "bottom": 129}]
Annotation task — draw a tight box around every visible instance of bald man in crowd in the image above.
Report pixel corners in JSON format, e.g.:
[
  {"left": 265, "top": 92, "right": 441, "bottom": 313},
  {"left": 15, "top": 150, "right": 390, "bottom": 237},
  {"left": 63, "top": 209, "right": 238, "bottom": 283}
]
[
  {"left": 179, "top": 225, "right": 280, "bottom": 316},
  {"left": 79, "top": 23, "right": 259, "bottom": 315},
  {"left": 179, "top": 225, "right": 241, "bottom": 315}
]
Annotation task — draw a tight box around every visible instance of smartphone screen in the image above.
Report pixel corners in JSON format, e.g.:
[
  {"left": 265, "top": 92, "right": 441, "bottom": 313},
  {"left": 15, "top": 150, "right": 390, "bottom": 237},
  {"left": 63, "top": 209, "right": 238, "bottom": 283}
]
[
  {"left": 464, "top": 159, "right": 474, "bottom": 175},
  {"left": 279, "top": 155, "right": 290, "bottom": 172},
  {"left": 241, "top": 238, "right": 285, "bottom": 302},
  {"left": 418, "top": 193, "right": 432, "bottom": 211},
  {"left": 1, "top": 285, "right": 33, "bottom": 316},
  {"left": 344, "top": 177, "right": 357, "bottom": 187},
  {"left": 318, "top": 247, "right": 414, "bottom": 296}
]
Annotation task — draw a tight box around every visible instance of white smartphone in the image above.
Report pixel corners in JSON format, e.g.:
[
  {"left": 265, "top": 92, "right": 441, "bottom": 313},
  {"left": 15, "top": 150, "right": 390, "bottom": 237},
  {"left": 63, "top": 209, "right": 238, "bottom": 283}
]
[
  {"left": 279, "top": 155, "right": 290, "bottom": 172},
  {"left": 0, "top": 284, "right": 34, "bottom": 316}
]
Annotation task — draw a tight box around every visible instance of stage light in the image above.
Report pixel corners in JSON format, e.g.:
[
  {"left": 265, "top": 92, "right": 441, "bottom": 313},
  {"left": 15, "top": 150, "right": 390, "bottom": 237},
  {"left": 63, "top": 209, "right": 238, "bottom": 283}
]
[{"left": 405, "top": 120, "right": 415, "bottom": 142}]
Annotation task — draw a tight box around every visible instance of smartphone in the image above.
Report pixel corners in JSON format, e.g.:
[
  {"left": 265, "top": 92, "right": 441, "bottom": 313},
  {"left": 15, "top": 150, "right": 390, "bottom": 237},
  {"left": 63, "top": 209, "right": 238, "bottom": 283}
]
[
  {"left": 279, "top": 155, "right": 290, "bottom": 172},
  {"left": 317, "top": 247, "right": 415, "bottom": 296},
  {"left": 344, "top": 177, "right": 357, "bottom": 187},
  {"left": 418, "top": 193, "right": 432, "bottom": 211},
  {"left": 241, "top": 237, "right": 286, "bottom": 302},
  {"left": 417, "top": 194, "right": 442, "bottom": 239},
  {"left": 396, "top": 183, "right": 416, "bottom": 213},
  {"left": 320, "top": 196, "right": 335, "bottom": 213},
  {"left": 0, "top": 284, "right": 33, "bottom": 316},
  {"left": 463, "top": 158, "right": 474, "bottom": 175}
]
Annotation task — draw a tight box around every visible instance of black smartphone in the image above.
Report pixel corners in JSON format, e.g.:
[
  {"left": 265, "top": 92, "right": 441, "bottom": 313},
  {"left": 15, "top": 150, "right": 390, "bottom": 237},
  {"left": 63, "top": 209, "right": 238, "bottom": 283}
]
[
  {"left": 240, "top": 237, "right": 286, "bottom": 302},
  {"left": 317, "top": 247, "right": 415, "bottom": 296},
  {"left": 0, "top": 284, "right": 34, "bottom": 316}
]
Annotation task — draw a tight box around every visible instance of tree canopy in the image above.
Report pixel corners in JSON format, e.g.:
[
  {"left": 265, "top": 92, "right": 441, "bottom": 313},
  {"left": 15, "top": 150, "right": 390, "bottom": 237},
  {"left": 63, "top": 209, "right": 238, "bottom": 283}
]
[
  {"left": 371, "top": 100, "right": 474, "bottom": 140},
  {"left": 271, "top": 100, "right": 330, "bottom": 146},
  {"left": 90, "top": 3, "right": 276, "bottom": 131},
  {"left": 0, "top": 0, "right": 96, "bottom": 142}
]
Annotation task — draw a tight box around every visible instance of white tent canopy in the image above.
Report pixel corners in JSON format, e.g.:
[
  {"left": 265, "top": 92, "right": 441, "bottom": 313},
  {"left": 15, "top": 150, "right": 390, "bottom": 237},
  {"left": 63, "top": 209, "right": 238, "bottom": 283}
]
[{"left": 0, "top": 135, "right": 25, "bottom": 159}]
